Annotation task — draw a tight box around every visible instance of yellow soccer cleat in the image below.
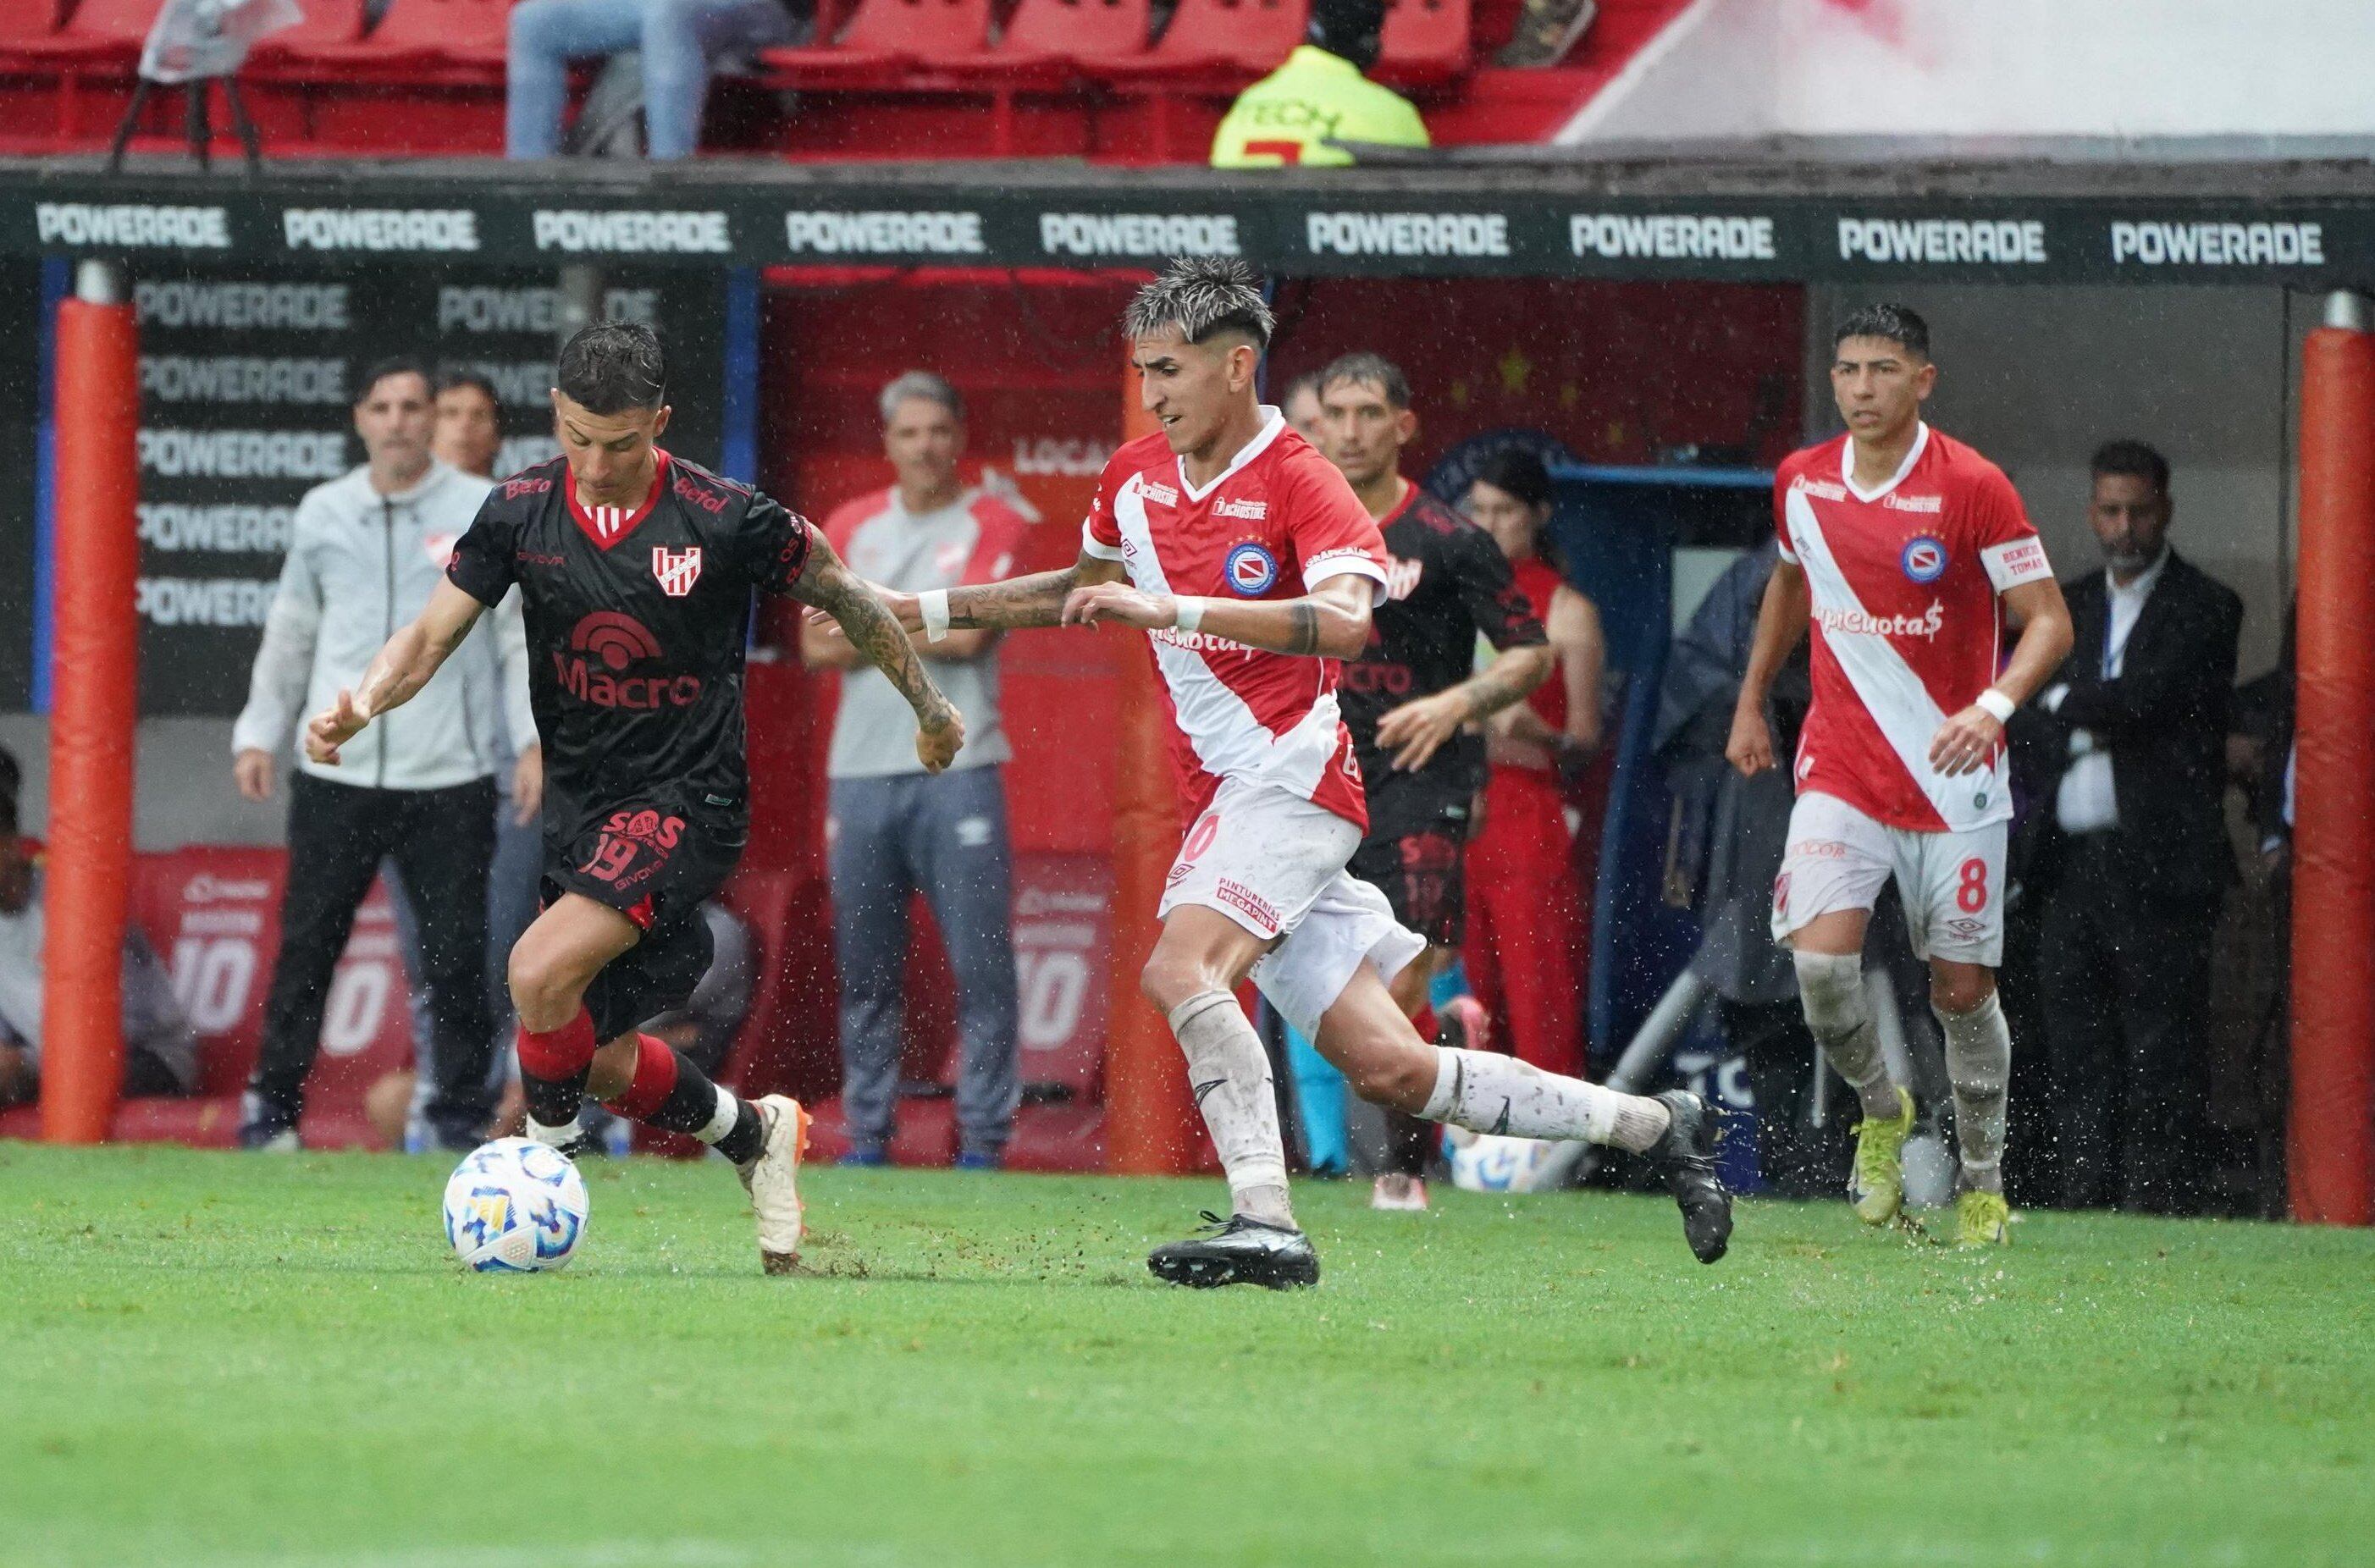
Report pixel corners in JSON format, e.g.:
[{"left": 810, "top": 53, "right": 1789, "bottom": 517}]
[
  {"left": 1954, "top": 1188, "right": 2012, "bottom": 1248},
  {"left": 1848, "top": 1086, "right": 1916, "bottom": 1226}
]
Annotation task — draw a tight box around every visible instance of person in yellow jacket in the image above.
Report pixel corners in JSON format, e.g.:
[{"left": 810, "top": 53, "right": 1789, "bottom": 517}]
[{"left": 1212, "top": 0, "right": 1428, "bottom": 168}]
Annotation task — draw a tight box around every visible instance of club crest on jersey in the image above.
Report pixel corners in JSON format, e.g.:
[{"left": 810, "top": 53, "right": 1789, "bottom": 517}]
[
  {"left": 651, "top": 545, "right": 704, "bottom": 598},
  {"left": 1899, "top": 533, "right": 1948, "bottom": 583},
  {"left": 1224, "top": 541, "right": 1279, "bottom": 595}
]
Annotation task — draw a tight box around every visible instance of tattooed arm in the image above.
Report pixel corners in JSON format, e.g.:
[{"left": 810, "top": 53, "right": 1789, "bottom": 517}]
[
  {"left": 1372, "top": 644, "right": 1555, "bottom": 773},
  {"left": 305, "top": 579, "right": 487, "bottom": 765},
  {"left": 855, "top": 549, "right": 1127, "bottom": 637},
  {"left": 789, "top": 532, "right": 966, "bottom": 773},
  {"left": 1060, "top": 572, "right": 1373, "bottom": 660}
]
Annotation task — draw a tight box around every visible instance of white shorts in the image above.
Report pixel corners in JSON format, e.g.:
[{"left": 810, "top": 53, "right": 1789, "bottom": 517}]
[
  {"left": 1159, "top": 778, "right": 1428, "bottom": 1039},
  {"left": 1770, "top": 792, "right": 2007, "bottom": 967}
]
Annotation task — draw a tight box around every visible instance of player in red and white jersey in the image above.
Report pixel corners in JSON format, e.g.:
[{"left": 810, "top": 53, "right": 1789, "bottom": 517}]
[
  {"left": 1728, "top": 305, "right": 2073, "bottom": 1247},
  {"left": 866, "top": 260, "right": 1730, "bottom": 1286}
]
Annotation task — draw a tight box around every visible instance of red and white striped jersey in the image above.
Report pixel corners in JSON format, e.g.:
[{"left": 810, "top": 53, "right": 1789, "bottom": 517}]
[
  {"left": 1083, "top": 408, "right": 1390, "bottom": 830},
  {"left": 1775, "top": 422, "right": 2052, "bottom": 833}
]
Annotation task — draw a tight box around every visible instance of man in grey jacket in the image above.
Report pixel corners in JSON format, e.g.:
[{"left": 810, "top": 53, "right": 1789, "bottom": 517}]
[{"left": 231, "top": 358, "right": 538, "bottom": 1151}]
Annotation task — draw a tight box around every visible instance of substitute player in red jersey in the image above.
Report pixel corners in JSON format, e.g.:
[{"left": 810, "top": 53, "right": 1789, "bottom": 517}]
[
  {"left": 1727, "top": 304, "right": 2073, "bottom": 1248},
  {"left": 867, "top": 259, "right": 1730, "bottom": 1286},
  {"left": 303, "top": 323, "right": 963, "bottom": 1274}
]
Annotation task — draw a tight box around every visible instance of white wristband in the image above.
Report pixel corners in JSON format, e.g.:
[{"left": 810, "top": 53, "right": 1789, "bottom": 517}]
[
  {"left": 1975, "top": 687, "right": 2016, "bottom": 724},
  {"left": 919, "top": 588, "right": 951, "bottom": 643},
  {"left": 1173, "top": 596, "right": 1205, "bottom": 633}
]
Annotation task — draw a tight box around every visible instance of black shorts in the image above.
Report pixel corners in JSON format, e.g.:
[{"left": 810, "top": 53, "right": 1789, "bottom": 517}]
[
  {"left": 1349, "top": 816, "right": 1468, "bottom": 949},
  {"left": 543, "top": 803, "right": 745, "bottom": 1042}
]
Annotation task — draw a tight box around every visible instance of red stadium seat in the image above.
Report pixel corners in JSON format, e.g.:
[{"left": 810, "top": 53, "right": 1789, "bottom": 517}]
[
  {"left": 2, "top": 0, "right": 158, "bottom": 62},
  {"left": 1090, "top": 0, "right": 1306, "bottom": 76},
  {"left": 1375, "top": 0, "right": 1471, "bottom": 86},
  {"left": 986, "top": 0, "right": 1150, "bottom": 69},
  {"left": 759, "top": 0, "right": 994, "bottom": 78},
  {"left": 0, "top": 1, "right": 75, "bottom": 47},
  {"left": 267, "top": 0, "right": 481, "bottom": 70}
]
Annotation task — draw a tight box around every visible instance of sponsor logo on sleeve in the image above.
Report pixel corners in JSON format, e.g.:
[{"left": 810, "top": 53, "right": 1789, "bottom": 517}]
[{"left": 1836, "top": 218, "right": 2047, "bottom": 266}]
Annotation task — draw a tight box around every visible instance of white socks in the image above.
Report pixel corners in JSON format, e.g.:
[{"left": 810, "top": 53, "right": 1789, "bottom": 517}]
[
  {"left": 524, "top": 1114, "right": 577, "bottom": 1150},
  {"left": 1168, "top": 991, "right": 1294, "bottom": 1227},
  {"left": 1936, "top": 991, "right": 2012, "bottom": 1195},
  {"left": 1793, "top": 950, "right": 1901, "bottom": 1120},
  {"left": 1419, "top": 1049, "right": 1670, "bottom": 1154}
]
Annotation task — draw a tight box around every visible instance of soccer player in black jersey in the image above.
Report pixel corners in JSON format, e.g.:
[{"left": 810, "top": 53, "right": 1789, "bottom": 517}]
[
  {"left": 303, "top": 322, "right": 962, "bottom": 1273},
  {"left": 1314, "top": 353, "right": 1555, "bottom": 1211}
]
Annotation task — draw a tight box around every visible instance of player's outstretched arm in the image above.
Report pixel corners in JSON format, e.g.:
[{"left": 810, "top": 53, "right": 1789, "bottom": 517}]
[
  {"left": 305, "top": 580, "right": 488, "bottom": 766},
  {"left": 1928, "top": 575, "right": 2074, "bottom": 776},
  {"left": 859, "top": 551, "right": 1126, "bottom": 638},
  {"left": 1061, "top": 572, "right": 1373, "bottom": 659},
  {"left": 1726, "top": 559, "right": 1811, "bottom": 777},
  {"left": 791, "top": 532, "right": 967, "bottom": 773}
]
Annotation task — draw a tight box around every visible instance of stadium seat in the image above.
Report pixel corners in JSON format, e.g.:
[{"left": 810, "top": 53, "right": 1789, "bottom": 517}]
[
  {"left": 1375, "top": 0, "right": 1471, "bottom": 86},
  {"left": 1089, "top": 0, "right": 1306, "bottom": 76},
  {"left": 759, "top": 0, "right": 994, "bottom": 78},
  {"left": 1, "top": 0, "right": 157, "bottom": 63},
  {"left": 0, "top": 1, "right": 74, "bottom": 48},
  {"left": 268, "top": 0, "right": 489, "bottom": 71},
  {"left": 982, "top": 0, "right": 1151, "bottom": 69}
]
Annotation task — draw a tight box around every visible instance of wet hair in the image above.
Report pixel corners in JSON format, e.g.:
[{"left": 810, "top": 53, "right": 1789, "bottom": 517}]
[
  {"left": 1124, "top": 257, "right": 1274, "bottom": 351},
  {"left": 355, "top": 355, "right": 431, "bottom": 405},
  {"left": 555, "top": 321, "right": 666, "bottom": 415},
  {"left": 1317, "top": 351, "right": 1411, "bottom": 411},
  {"left": 2091, "top": 439, "right": 2170, "bottom": 498},
  {"left": 878, "top": 370, "right": 965, "bottom": 426},
  {"left": 433, "top": 367, "right": 502, "bottom": 433},
  {"left": 1832, "top": 303, "right": 1930, "bottom": 362},
  {"left": 1469, "top": 448, "right": 1554, "bottom": 511}
]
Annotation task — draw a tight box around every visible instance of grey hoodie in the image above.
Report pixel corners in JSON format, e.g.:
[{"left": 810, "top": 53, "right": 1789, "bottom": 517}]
[{"left": 232, "top": 461, "right": 534, "bottom": 792}]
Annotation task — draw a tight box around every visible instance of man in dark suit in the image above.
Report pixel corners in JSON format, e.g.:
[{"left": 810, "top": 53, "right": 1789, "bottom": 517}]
[{"left": 2024, "top": 440, "right": 2243, "bottom": 1213}]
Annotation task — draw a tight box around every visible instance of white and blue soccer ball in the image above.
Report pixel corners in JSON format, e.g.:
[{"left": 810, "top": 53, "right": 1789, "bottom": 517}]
[
  {"left": 1444, "top": 1126, "right": 1567, "bottom": 1195},
  {"left": 442, "top": 1137, "right": 589, "bottom": 1273}
]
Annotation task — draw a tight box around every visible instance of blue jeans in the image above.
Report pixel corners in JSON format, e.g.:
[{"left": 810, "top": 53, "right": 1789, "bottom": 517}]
[
  {"left": 828, "top": 767, "right": 1021, "bottom": 1159},
  {"left": 507, "top": 0, "right": 797, "bottom": 160}
]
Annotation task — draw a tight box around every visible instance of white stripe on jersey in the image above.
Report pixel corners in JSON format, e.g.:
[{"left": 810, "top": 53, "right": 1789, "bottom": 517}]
[
  {"left": 1113, "top": 478, "right": 1341, "bottom": 801},
  {"left": 1786, "top": 487, "right": 2010, "bottom": 833}
]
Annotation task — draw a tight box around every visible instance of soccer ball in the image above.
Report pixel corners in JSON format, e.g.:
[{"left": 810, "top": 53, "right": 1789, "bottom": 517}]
[
  {"left": 1444, "top": 1126, "right": 1566, "bottom": 1195},
  {"left": 442, "top": 1137, "right": 589, "bottom": 1273}
]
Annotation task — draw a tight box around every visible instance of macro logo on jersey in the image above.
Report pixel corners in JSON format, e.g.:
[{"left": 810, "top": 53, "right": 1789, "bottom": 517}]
[
  {"left": 651, "top": 545, "right": 704, "bottom": 598},
  {"left": 1224, "top": 542, "right": 1279, "bottom": 595},
  {"left": 557, "top": 611, "right": 702, "bottom": 709},
  {"left": 1899, "top": 534, "right": 1947, "bottom": 583}
]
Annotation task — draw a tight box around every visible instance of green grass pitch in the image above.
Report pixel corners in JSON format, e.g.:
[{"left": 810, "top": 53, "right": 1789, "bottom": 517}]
[{"left": 3, "top": 1144, "right": 2371, "bottom": 1567}]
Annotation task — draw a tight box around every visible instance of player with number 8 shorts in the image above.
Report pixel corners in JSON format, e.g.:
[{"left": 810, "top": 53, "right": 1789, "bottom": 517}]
[{"left": 1726, "top": 304, "right": 2074, "bottom": 1248}]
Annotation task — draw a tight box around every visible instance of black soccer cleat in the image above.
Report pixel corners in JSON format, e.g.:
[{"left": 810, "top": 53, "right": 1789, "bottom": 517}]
[
  {"left": 1648, "top": 1090, "right": 1733, "bottom": 1265},
  {"left": 1147, "top": 1212, "right": 1321, "bottom": 1290}
]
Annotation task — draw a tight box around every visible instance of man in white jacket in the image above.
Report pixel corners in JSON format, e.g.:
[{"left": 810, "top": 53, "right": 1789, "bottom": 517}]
[{"left": 231, "top": 359, "right": 538, "bottom": 1151}]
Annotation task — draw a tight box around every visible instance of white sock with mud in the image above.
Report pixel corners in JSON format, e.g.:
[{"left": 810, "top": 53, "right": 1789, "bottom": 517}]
[
  {"left": 1793, "top": 950, "right": 1901, "bottom": 1120},
  {"left": 1168, "top": 991, "right": 1294, "bottom": 1228},
  {"left": 1936, "top": 991, "right": 2011, "bottom": 1195},
  {"left": 1419, "top": 1049, "right": 1670, "bottom": 1153}
]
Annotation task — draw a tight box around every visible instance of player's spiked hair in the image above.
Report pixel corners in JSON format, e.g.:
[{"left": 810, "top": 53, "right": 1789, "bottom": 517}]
[
  {"left": 1124, "top": 257, "right": 1274, "bottom": 351},
  {"left": 556, "top": 321, "right": 667, "bottom": 415},
  {"left": 1833, "top": 303, "right": 1930, "bottom": 362},
  {"left": 1317, "top": 351, "right": 1411, "bottom": 410}
]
